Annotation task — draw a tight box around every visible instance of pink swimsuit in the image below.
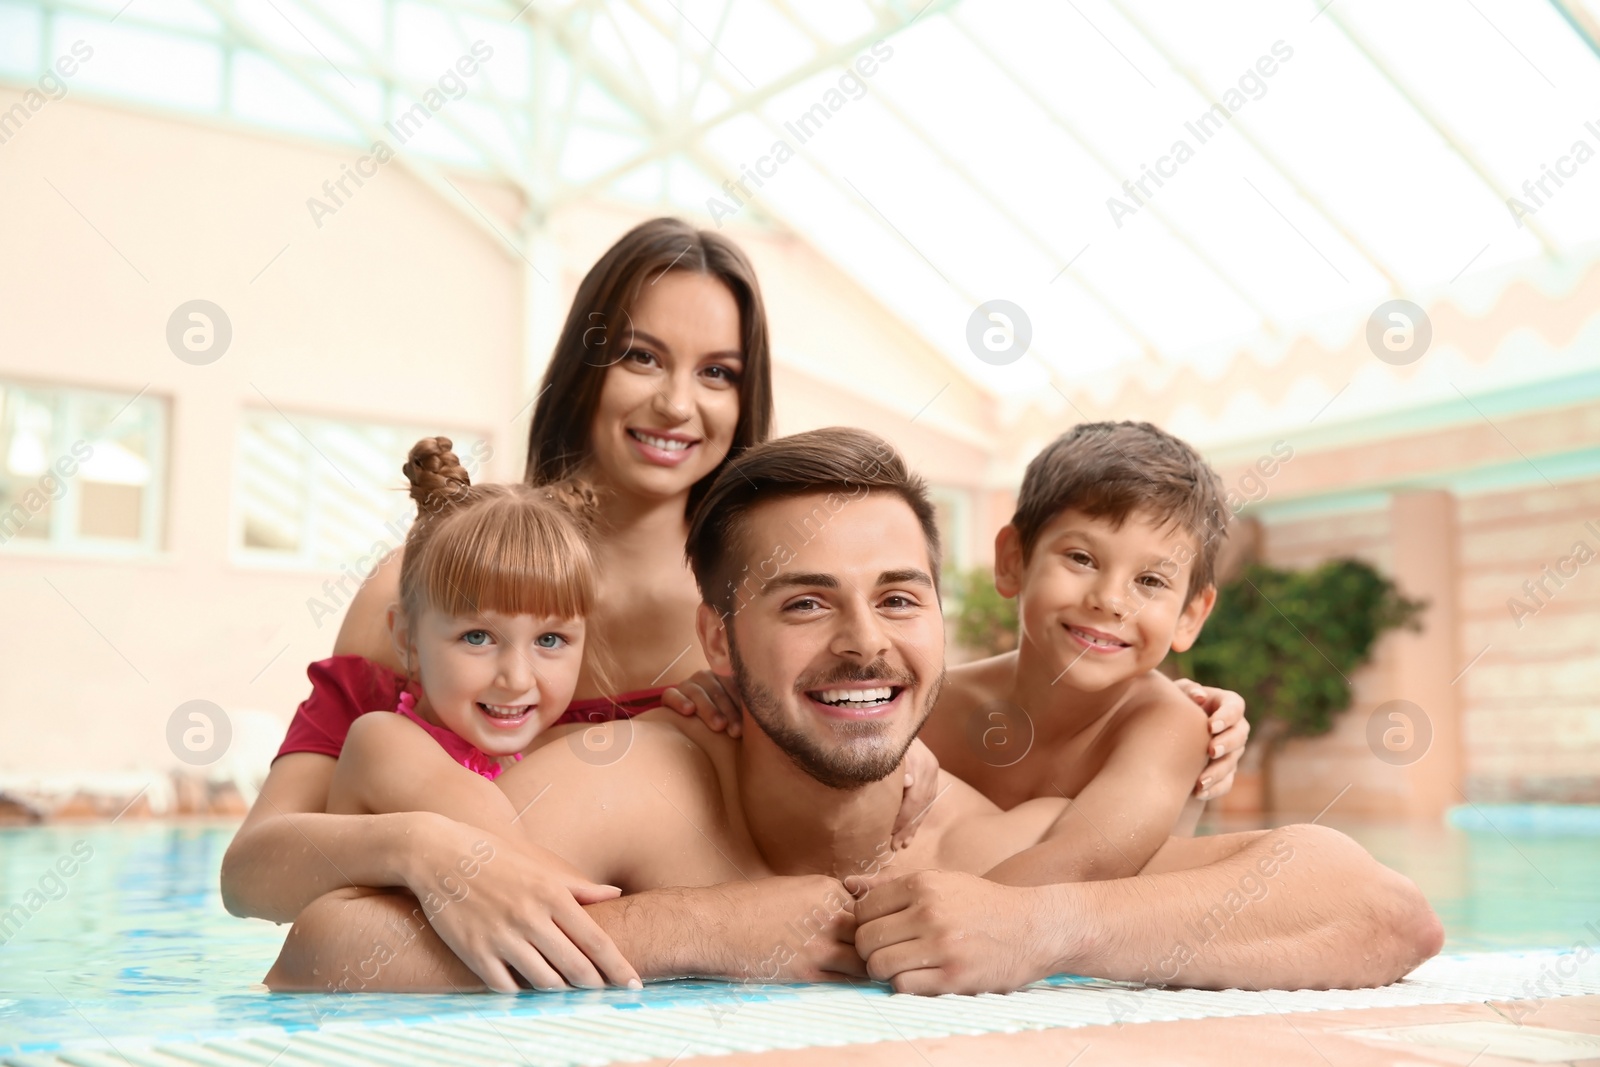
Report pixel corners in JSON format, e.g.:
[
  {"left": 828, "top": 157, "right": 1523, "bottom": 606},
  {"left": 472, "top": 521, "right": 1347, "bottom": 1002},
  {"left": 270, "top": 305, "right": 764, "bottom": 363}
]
[{"left": 394, "top": 691, "right": 521, "bottom": 781}]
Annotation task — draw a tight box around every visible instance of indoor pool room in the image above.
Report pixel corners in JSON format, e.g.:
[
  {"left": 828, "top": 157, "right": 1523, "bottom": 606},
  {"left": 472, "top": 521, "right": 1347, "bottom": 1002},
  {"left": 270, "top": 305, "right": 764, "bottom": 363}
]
[{"left": 4, "top": 0, "right": 1600, "bottom": 1064}]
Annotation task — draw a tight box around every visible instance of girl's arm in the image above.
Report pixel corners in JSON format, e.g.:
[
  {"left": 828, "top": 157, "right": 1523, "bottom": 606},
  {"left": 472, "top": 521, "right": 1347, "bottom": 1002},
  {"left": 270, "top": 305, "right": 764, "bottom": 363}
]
[
  {"left": 219, "top": 751, "right": 446, "bottom": 923},
  {"left": 221, "top": 553, "right": 417, "bottom": 922},
  {"left": 322, "top": 712, "right": 639, "bottom": 991}
]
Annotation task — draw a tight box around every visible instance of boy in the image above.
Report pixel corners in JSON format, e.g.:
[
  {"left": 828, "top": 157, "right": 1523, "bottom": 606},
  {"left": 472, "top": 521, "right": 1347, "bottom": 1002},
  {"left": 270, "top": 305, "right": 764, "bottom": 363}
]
[{"left": 917, "top": 420, "right": 1226, "bottom": 883}]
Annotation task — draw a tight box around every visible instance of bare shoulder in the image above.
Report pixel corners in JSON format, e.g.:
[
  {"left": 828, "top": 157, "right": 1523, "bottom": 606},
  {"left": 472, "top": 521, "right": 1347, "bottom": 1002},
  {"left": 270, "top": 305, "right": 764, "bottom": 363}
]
[
  {"left": 499, "top": 712, "right": 740, "bottom": 887},
  {"left": 1108, "top": 672, "right": 1211, "bottom": 751},
  {"left": 340, "top": 709, "right": 422, "bottom": 755},
  {"left": 503, "top": 713, "right": 725, "bottom": 815}
]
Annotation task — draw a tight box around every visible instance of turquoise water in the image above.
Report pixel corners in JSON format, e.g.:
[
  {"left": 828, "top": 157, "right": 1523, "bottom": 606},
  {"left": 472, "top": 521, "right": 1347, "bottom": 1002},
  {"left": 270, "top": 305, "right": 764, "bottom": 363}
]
[{"left": 1, "top": 819, "right": 1598, "bottom": 1055}]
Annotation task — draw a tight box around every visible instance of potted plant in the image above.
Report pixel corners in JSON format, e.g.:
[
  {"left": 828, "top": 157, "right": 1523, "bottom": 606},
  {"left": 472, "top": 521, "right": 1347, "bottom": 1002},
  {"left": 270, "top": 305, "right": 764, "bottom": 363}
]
[{"left": 1167, "top": 557, "right": 1426, "bottom": 814}]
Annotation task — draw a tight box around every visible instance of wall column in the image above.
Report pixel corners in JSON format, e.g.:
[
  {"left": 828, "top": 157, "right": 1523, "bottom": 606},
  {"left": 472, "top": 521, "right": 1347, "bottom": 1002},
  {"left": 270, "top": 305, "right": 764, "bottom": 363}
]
[{"left": 1388, "top": 490, "right": 1464, "bottom": 820}]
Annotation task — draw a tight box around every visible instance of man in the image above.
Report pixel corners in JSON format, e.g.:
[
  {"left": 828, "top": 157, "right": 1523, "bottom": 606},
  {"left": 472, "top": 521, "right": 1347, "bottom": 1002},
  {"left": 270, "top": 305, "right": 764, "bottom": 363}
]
[{"left": 266, "top": 428, "right": 1442, "bottom": 995}]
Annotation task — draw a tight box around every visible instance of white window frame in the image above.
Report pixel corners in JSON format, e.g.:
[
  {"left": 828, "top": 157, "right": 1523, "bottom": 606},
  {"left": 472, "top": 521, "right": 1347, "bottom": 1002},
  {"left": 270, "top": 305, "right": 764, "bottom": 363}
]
[
  {"left": 0, "top": 380, "right": 168, "bottom": 558},
  {"left": 230, "top": 408, "right": 491, "bottom": 572}
]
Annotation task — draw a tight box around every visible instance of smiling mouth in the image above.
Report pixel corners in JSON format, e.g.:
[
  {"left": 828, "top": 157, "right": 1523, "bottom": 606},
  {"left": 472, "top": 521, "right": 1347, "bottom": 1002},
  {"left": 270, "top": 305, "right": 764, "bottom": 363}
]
[
  {"left": 477, "top": 701, "right": 533, "bottom": 721},
  {"left": 1066, "top": 626, "right": 1131, "bottom": 650},
  {"left": 628, "top": 429, "right": 697, "bottom": 452},
  {"left": 808, "top": 686, "right": 901, "bottom": 709}
]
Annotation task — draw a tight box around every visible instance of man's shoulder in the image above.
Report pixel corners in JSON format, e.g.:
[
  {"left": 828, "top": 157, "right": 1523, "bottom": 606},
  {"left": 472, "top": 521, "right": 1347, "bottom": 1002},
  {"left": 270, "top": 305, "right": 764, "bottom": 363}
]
[{"left": 538, "top": 712, "right": 722, "bottom": 778}]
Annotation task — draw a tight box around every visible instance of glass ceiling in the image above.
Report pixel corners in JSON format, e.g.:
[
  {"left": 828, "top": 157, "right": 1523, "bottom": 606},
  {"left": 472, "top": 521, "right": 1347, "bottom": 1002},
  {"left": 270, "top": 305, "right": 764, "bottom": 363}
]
[{"left": 5, "top": 0, "right": 1600, "bottom": 405}]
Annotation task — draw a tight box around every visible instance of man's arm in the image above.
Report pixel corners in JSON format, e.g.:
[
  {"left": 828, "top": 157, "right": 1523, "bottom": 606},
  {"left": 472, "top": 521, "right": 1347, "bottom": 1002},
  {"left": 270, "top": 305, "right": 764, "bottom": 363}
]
[
  {"left": 265, "top": 875, "right": 866, "bottom": 991},
  {"left": 853, "top": 823, "right": 1443, "bottom": 995}
]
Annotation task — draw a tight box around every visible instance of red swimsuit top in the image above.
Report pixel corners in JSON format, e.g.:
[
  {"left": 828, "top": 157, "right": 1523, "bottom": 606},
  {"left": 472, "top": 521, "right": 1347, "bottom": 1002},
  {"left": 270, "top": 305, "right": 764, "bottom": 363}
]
[{"left": 274, "top": 655, "right": 668, "bottom": 764}]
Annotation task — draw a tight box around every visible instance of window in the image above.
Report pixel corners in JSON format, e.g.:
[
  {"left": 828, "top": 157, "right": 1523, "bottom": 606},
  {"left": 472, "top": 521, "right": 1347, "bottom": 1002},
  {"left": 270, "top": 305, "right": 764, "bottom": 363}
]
[
  {"left": 234, "top": 410, "right": 489, "bottom": 570},
  {"left": 0, "top": 381, "right": 166, "bottom": 554}
]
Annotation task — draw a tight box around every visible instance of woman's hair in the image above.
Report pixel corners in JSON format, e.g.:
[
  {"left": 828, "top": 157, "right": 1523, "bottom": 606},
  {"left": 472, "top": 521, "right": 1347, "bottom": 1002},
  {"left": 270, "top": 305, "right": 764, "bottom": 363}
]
[
  {"left": 399, "top": 436, "right": 599, "bottom": 626},
  {"left": 523, "top": 217, "right": 775, "bottom": 516}
]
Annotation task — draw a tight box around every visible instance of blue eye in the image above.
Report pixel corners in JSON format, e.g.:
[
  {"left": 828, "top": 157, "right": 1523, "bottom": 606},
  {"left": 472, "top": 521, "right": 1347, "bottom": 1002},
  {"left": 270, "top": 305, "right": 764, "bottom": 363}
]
[
  {"left": 535, "top": 633, "right": 565, "bottom": 649},
  {"left": 462, "top": 630, "right": 491, "bottom": 646}
]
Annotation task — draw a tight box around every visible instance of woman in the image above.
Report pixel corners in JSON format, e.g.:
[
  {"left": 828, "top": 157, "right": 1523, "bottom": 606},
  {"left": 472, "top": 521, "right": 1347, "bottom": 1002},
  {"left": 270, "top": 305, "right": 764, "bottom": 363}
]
[{"left": 222, "top": 217, "right": 1250, "bottom": 991}]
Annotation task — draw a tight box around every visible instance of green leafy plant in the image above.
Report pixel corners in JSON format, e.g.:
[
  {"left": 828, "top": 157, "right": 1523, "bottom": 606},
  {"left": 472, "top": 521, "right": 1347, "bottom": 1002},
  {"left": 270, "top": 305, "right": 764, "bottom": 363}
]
[
  {"left": 948, "top": 566, "right": 1019, "bottom": 658},
  {"left": 1168, "top": 558, "right": 1426, "bottom": 762}
]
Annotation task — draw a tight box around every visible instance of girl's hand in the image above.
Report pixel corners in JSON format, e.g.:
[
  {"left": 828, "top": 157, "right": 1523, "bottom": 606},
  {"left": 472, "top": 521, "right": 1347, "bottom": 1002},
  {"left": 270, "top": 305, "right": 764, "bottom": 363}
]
[
  {"left": 661, "top": 669, "right": 746, "bottom": 738},
  {"left": 406, "top": 817, "right": 641, "bottom": 992},
  {"left": 1173, "top": 679, "right": 1249, "bottom": 801},
  {"left": 890, "top": 739, "right": 941, "bottom": 851}
]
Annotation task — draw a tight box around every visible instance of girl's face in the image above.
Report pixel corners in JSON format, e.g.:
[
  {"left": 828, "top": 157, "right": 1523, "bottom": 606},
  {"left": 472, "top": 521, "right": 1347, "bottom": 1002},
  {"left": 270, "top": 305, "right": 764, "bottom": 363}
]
[
  {"left": 400, "top": 605, "right": 587, "bottom": 756},
  {"left": 588, "top": 270, "right": 744, "bottom": 504}
]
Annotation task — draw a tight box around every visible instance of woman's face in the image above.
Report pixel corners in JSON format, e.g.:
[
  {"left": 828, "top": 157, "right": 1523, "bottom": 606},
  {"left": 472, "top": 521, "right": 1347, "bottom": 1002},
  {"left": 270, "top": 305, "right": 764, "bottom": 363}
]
[{"left": 588, "top": 270, "right": 744, "bottom": 504}]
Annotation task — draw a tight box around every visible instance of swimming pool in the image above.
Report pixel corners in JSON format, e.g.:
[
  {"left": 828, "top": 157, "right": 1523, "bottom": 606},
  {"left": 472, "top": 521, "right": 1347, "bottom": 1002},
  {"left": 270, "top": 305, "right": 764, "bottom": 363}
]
[{"left": 1, "top": 817, "right": 1597, "bottom": 1061}]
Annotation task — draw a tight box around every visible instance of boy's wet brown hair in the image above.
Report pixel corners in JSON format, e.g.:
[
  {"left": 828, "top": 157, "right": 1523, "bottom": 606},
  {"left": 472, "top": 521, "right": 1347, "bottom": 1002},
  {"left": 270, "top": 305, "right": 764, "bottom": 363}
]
[
  {"left": 1011, "top": 421, "right": 1228, "bottom": 602},
  {"left": 685, "top": 427, "right": 941, "bottom": 616}
]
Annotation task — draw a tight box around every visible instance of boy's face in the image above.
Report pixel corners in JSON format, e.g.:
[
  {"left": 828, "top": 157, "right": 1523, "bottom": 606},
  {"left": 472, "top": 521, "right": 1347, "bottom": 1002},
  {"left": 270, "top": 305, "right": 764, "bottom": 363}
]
[{"left": 996, "top": 508, "right": 1215, "bottom": 693}]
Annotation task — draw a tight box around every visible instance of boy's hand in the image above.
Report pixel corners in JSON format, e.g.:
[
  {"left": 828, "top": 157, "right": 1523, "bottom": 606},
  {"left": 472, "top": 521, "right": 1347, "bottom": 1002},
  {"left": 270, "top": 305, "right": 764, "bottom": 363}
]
[
  {"left": 661, "top": 670, "right": 745, "bottom": 738},
  {"left": 1174, "top": 679, "right": 1249, "bottom": 800},
  {"left": 889, "top": 739, "right": 940, "bottom": 851}
]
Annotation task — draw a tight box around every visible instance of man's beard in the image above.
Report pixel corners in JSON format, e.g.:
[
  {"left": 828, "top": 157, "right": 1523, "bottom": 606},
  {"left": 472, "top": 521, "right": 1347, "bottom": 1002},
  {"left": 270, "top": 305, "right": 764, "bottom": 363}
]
[{"left": 728, "top": 639, "right": 943, "bottom": 791}]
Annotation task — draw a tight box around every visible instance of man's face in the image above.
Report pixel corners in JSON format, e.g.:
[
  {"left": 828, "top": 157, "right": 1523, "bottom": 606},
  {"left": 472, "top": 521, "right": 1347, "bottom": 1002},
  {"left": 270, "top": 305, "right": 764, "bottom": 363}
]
[{"left": 703, "top": 491, "right": 945, "bottom": 789}]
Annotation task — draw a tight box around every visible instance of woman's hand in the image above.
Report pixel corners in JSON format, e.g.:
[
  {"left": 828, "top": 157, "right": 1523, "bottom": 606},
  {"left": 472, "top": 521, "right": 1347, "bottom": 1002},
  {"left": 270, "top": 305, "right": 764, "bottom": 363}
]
[
  {"left": 890, "top": 739, "right": 941, "bottom": 850},
  {"left": 661, "top": 669, "right": 745, "bottom": 738},
  {"left": 404, "top": 815, "right": 641, "bottom": 992},
  {"left": 1173, "top": 679, "right": 1249, "bottom": 801}
]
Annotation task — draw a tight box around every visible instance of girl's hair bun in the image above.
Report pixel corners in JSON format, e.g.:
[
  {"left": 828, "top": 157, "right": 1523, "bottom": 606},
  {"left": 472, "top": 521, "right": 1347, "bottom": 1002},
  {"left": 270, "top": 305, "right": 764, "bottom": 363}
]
[{"left": 404, "top": 436, "right": 471, "bottom": 516}]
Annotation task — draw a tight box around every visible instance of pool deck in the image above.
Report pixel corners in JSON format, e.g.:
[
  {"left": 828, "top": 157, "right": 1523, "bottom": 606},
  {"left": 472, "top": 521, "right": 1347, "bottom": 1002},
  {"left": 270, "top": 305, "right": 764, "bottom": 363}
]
[{"left": 655, "top": 995, "right": 1600, "bottom": 1066}]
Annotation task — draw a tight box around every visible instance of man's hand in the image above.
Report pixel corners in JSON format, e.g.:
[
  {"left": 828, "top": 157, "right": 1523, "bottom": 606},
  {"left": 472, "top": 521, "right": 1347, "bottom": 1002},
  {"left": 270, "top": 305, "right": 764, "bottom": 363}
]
[
  {"left": 889, "top": 739, "right": 940, "bottom": 851},
  {"left": 849, "top": 869, "right": 1056, "bottom": 995},
  {"left": 714, "top": 876, "right": 866, "bottom": 983},
  {"left": 661, "top": 669, "right": 745, "bottom": 738},
  {"left": 404, "top": 818, "right": 640, "bottom": 992},
  {"left": 1173, "top": 679, "right": 1249, "bottom": 801}
]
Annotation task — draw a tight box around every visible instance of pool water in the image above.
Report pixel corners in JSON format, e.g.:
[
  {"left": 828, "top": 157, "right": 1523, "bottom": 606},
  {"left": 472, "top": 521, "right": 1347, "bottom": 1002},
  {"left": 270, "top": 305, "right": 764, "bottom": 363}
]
[{"left": 1, "top": 819, "right": 1597, "bottom": 1056}]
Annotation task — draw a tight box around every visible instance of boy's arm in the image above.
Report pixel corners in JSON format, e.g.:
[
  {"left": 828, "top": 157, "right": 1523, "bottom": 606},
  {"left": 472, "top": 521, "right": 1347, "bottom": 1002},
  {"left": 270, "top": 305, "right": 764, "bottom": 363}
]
[{"left": 983, "top": 692, "right": 1210, "bottom": 885}]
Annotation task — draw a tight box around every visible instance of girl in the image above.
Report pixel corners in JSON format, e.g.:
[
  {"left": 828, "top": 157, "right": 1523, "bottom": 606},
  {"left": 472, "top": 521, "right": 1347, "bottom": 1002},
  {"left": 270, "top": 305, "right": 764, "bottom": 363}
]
[
  {"left": 324, "top": 436, "right": 639, "bottom": 992},
  {"left": 225, "top": 220, "right": 777, "bottom": 994}
]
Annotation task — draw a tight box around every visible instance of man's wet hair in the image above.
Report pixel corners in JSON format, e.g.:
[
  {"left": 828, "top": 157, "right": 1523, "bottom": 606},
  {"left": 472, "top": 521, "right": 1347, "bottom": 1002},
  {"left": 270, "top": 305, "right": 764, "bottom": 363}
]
[{"left": 686, "top": 427, "right": 941, "bottom": 616}]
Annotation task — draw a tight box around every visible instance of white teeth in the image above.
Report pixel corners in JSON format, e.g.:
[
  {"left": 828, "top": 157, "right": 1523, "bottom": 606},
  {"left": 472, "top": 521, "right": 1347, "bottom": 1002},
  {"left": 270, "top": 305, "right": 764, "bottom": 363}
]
[
  {"left": 1071, "top": 627, "right": 1127, "bottom": 648},
  {"left": 633, "top": 431, "right": 691, "bottom": 451},
  {"left": 815, "top": 687, "right": 894, "bottom": 706},
  {"left": 480, "top": 702, "right": 531, "bottom": 719}
]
